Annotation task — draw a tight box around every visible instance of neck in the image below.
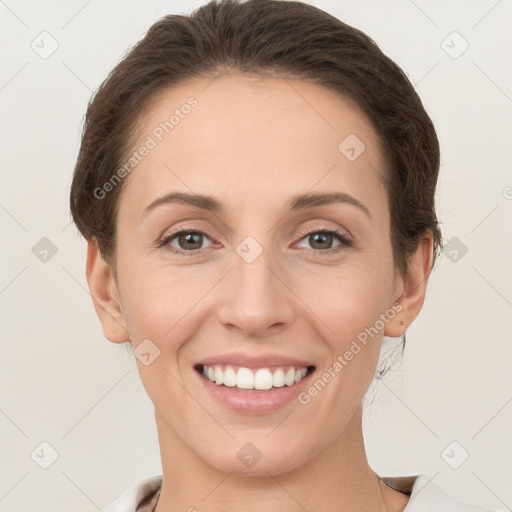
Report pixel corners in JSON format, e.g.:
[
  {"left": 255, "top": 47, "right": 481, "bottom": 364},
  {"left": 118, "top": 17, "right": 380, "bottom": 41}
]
[{"left": 154, "top": 404, "right": 407, "bottom": 512}]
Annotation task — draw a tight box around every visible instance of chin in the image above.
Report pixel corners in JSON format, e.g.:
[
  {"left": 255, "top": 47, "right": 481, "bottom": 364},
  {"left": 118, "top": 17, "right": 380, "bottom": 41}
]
[{"left": 194, "top": 433, "right": 312, "bottom": 477}]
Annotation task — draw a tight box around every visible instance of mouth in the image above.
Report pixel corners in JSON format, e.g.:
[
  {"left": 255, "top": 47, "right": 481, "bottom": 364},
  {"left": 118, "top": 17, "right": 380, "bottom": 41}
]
[{"left": 194, "top": 363, "right": 316, "bottom": 392}]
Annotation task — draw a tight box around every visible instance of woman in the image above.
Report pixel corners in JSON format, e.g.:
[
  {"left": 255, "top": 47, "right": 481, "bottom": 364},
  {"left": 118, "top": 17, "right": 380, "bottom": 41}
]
[{"left": 69, "top": 0, "right": 497, "bottom": 510}]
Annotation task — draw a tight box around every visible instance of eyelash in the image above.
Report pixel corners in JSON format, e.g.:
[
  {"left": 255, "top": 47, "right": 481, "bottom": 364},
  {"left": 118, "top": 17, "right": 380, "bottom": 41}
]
[{"left": 156, "top": 226, "right": 352, "bottom": 257}]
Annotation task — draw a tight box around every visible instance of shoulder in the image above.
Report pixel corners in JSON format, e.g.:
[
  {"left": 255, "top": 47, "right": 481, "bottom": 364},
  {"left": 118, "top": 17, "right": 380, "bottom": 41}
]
[
  {"left": 382, "top": 474, "right": 498, "bottom": 512},
  {"left": 104, "top": 474, "right": 162, "bottom": 512}
]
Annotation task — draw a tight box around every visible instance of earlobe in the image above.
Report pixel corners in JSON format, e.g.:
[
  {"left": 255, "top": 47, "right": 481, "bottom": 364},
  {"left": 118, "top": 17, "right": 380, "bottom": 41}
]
[
  {"left": 384, "top": 231, "right": 434, "bottom": 338},
  {"left": 85, "top": 238, "right": 130, "bottom": 344}
]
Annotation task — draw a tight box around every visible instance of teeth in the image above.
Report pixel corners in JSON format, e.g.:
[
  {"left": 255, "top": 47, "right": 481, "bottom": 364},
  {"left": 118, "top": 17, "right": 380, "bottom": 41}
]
[
  {"left": 201, "top": 364, "right": 309, "bottom": 390},
  {"left": 237, "top": 367, "right": 254, "bottom": 389},
  {"left": 284, "top": 368, "right": 295, "bottom": 386},
  {"left": 254, "top": 369, "right": 273, "bottom": 390},
  {"left": 214, "top": 366, "right": 223, "bottom": 385},
  {"left": 223, "top": 367, "right": 237, "bottom": 387},
  {"left": 272, "top": 368, "right": 285, "bottom": 387}
]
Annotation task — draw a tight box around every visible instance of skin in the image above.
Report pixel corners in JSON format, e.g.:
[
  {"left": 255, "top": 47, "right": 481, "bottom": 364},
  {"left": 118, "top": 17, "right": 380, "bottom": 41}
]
[{"left": 86, "top": 73, "right": 433, "bottom": 512}]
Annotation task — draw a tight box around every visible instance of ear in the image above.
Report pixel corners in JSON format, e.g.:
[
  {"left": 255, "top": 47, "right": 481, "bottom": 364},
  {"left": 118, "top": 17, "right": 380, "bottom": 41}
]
[
  {"left": 85, "top": 238, "right": 130, "bottom": 344},
  {"left": 384, "top": 230, "right": 434, "bottom": 338}
]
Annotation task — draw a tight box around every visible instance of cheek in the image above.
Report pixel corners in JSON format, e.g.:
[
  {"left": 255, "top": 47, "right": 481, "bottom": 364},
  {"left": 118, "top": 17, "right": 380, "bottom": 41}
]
[
  {"left": 296, "top": 269, "right": 388, "bottom": 419},
  {"left": 122, "top": 275, "right": 198, "bottom": 346},
  {"left": 295, "top": 260, "right": 394, "bottom": 399},
  {"left": 293, "top": 259, "right": 392, "bottom": 334},
  {"left": 115, "top": 239, "right": 203, "bottom": 336}
]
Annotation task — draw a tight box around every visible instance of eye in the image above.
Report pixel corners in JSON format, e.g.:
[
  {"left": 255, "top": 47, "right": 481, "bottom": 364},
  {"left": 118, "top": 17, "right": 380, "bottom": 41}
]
[
  {"left": 158, "top": 229, "right": 213, "bottom": 255},
  {"left": 295, "top": 228, "right": 352, "bottom": 254},
  {"left": 156, "top": 226, "right": 352, "bottom": 257}
]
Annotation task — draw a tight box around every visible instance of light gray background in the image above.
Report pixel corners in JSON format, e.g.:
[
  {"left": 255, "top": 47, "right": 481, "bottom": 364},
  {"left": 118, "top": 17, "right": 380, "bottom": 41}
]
[{"left": 1, "top": 0, "right": 511, "bottom": 510}]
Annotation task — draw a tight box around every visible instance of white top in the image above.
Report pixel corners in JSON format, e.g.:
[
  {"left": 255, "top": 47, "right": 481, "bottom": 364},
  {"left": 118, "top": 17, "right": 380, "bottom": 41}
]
[{"left": 105, "top": 474, "right": 497, "bottom": 511}]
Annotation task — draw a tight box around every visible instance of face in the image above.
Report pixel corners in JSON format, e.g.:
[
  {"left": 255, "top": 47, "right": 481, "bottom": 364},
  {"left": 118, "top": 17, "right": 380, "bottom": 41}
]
[{"left": 93, "top": 73, "right": 415, "bottom": 476}]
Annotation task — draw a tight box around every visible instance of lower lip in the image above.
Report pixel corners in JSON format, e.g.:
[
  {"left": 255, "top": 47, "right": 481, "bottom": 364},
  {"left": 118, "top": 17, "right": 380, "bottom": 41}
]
[{"left": 196, "top": 368, "right": 314, "bottom": 414}]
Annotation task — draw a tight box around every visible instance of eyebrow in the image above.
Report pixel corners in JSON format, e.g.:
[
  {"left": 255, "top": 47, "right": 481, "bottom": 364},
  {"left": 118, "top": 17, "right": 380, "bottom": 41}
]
[{"left": 141, "top": 191, "right": 371, "bottom": 220}]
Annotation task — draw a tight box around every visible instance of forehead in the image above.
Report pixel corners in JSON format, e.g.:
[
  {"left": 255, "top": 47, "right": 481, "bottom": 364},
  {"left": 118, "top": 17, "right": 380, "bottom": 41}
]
[{"left": 119, "top": 73, "right": 388, "bottom": 221}]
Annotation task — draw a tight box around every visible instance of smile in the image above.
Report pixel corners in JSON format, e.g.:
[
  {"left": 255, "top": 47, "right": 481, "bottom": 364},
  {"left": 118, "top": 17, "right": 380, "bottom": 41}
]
[
  {"left": 200, "top": 364, "right": 312, "bottom": 391},
  {"left": 194, "top": 354, "right": 316, "bottom": 413}
]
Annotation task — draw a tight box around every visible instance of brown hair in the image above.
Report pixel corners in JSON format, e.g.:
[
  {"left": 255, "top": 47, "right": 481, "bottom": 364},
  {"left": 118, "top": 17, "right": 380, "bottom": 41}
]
[{"left": 70, "top": 0, "right": 442, "bottom": 283}]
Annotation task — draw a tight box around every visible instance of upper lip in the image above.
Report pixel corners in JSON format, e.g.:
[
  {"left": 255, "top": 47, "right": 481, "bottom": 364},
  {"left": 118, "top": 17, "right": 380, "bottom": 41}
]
[{"left": 197, "top": 352, "right": 315, "bottom": 369}]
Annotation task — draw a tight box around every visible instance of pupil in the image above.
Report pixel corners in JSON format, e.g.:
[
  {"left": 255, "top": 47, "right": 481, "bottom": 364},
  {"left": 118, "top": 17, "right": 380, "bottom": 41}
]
[
  {"left": 311, "top": 233, "right": 331, "bottom": 249},
  {"left": 181, "top": 232, "right": 202, "bottom": 250}
]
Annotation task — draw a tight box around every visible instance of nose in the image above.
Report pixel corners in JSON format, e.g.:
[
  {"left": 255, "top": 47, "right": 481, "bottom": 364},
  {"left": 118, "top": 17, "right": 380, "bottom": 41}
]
[{"left": 215, "top": 246, "right": 296, "bottom": 339}]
